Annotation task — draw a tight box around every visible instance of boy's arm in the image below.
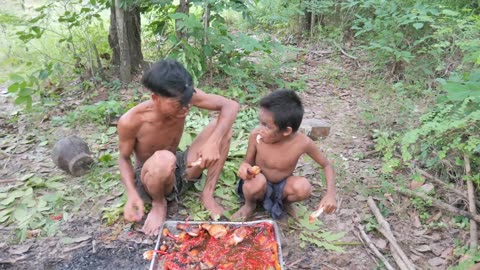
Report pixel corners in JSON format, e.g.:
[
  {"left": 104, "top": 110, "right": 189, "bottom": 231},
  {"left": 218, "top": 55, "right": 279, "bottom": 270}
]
[
  {"left": 305, "top": 138, "right": 337, "bottom": 213},
  {"left": 238, "top": 130, "right": 258, "bottom": 180},
  {"left": 190, "top": 88, "right": 240, "bottom": 168},
  {"left": 117, "top": 116, "right": 144, "bottom": 221}
]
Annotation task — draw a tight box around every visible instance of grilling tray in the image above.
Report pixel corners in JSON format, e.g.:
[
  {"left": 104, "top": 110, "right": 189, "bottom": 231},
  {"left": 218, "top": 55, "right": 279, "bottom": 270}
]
[{"left": 149, "top": 220, "right": 285, "bottom": 270}]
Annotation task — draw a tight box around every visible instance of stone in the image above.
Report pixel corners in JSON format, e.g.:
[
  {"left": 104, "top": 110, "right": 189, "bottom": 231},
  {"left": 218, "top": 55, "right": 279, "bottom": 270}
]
[
  {"left": 51, "top": 136, "right": 94, "bottom": 177},
  {"left": 299, "top": 119, "right": 331, "bottom": 140}
]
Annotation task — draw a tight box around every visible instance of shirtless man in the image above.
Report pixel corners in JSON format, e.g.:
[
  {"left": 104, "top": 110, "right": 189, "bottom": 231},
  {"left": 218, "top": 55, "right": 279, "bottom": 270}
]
[
  {"left": 118, "top": 59, "right": 239, "bottom": 236},
  {"left": 231, "top": 89, "right": 336, "bottom": 220}
]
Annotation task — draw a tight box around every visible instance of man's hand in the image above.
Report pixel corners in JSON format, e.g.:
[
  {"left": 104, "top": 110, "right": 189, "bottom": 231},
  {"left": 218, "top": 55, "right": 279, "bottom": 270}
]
[
  {"left": 319, "top": 193, "right": 337, "bottom": 214},
  {"left": 237, "top": 162, "right": 253, "bottom": 180},
  {"left": 124, "top": 194, "right": 144, "bottom": 222},
  {"left": 198, "top": 140, "right": 220, "bottom": 168}
]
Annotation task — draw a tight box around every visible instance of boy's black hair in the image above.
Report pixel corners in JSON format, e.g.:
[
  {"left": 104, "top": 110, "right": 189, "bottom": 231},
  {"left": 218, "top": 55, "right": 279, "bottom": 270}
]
[
  {"left": 142, "top": 59, "right": 195, "bottom": 106},
  {"left": 260, "top": 89, "right": 304, "bottom": 132}
]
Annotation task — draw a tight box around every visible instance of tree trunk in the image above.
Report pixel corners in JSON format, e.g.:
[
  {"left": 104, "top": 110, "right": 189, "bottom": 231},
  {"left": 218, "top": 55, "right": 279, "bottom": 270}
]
[
  {"left": 115, "top": 0, "right": 131, "bottom": 83},
  {"left": 176, "top": 0, "right": 189, "bottom": 40},
  {"left": 126, "top": 6, "right": 143, "bottom": 71},
  {"left": 109, "top": 2, "right": 143, "bottom": 79}
]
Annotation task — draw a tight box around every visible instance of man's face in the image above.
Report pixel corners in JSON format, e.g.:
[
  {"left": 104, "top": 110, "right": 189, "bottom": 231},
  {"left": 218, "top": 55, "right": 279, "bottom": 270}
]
[
  {"left": 152, "top": 94, "right": 190, "bottom": 118},
  {"left": 258, "top": 108, "right": 283, "bottom": 144}
]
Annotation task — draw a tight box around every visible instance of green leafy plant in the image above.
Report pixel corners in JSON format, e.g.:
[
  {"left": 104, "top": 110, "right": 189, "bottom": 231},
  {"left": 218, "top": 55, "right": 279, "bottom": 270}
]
[
  {"left": 292, "top": 204, "right": 346, "bottom": 252},
  {"left": 0, "top": 175, "right": 83, "bottom": 242}
]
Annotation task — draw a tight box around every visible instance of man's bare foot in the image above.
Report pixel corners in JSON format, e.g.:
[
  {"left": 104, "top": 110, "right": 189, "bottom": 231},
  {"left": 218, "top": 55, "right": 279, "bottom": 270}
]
[
  {"left": 201, "top": 196, "right": 225, "bottom": 220},
  {"left": 284, "top": 202, "right": 299, "bottom": 221},
  {"left": 231, "top": 202, "right": 256, "bottom": 221},
  {"left": 142, "top": 199, "right": 167, "bottom": 236}
]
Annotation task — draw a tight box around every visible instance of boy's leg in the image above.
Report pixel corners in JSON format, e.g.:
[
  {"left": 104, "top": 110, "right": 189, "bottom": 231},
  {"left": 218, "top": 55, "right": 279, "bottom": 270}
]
[
  {"left": 140, "top": 150, "right": 177, "bottom": 236},
  {"left": 184, "top": 119, "right": 233, "bottom": 219},
  {"left": 231, "top": 174, "right": 267, "bottom": 221},
  {"left": 283, "top": 176, "right": 312, "bottom": 219}
]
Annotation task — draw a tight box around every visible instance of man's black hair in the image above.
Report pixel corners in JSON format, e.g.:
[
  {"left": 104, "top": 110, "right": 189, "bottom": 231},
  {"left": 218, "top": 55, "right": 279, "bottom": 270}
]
[
  {"left": 260, "top": 89, "right": 304, "bottom": 132},
  {"left": 142, "top": 59, "right": 195, "bottom": 106}
]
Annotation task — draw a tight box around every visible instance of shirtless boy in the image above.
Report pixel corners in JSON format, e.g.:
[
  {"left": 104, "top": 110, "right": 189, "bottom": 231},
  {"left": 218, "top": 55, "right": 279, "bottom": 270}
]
[
  {"left": 118, "top": 59, "right": 239, "bottom": 236},
  {"left": 231, "top": 89, "right": 336, "bottom": 220}
]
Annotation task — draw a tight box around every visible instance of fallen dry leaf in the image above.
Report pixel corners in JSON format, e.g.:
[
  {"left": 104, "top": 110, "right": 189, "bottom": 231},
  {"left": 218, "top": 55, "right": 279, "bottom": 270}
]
[
  {"left": 374, "top": 238, "right": 387, "bottom": 249},
  {"left": 410, "top": 212, "right": 422, "bottom": 228},
  {"left": 27, "top": 229, "right": 41, "bottom": 238},
  {"left": 71, "top": 235, "right": 91, "bottom": 243},
  {"left": 428, "top": 257, "right": 445, "bottom": 267},
  {"left": 410, "top": 180, "right": 424, "bottom": 189},
  {"left": 440, "top": 247, "right": 454, "bottom": 259},
  {"left": 415, "top": 245, "right": 431, "bottom": 252},
  {"left": 9, "top": 244, "right": 32, "bottom": 255},
  {"left": 419, "top": 183, "right": 434, "bottom": 193}
]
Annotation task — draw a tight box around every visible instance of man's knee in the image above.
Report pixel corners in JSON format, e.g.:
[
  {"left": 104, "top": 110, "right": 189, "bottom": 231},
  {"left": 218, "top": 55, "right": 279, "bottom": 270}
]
[{"left": 143, "top": 150, "right": 176, "bottom": 180}]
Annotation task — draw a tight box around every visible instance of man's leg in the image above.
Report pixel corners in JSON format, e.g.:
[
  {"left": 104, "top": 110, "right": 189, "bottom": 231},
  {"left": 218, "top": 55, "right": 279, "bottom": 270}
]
[
  {"left": 184, "top": 119, "right": 233, "bottom": 219},
  {"left": 231, "top": 174, "right": 267, "bottom": 221},
  {"left": 283, "top": 176, "right": 312, "bottom": 219},
  {"left": 141, "top": 150, "right": 176, "bottom": 236}
]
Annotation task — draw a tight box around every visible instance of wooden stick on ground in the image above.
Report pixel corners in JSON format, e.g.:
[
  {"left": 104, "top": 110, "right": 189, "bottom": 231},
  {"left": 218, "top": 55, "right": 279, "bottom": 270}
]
[
  {"left": 465, "top": 154, "right": 478, "bottom": 250},
  {"left": 356, "top": 224, "right": 395, "bottom": 270},
  {"left": 352, "top": 227, "right": 379, "bottom": 265},
  {"left": 367, "top": 197, "right": 416, "bottom": 270},
  {"left": 417, "top": 168, "right": 480, "bottom": 208},
  {"left": 396, "top": 187, "right": 480, "bottom": 223}
]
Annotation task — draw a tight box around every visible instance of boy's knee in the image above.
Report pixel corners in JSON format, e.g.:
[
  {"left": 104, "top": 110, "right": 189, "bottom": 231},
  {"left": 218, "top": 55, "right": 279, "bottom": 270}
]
[
  {"left": 294, "top": 179, "right": 312, "bottom": 198},
  {"left": 243, "top": 176, "right": 267, "bottom": 195}
]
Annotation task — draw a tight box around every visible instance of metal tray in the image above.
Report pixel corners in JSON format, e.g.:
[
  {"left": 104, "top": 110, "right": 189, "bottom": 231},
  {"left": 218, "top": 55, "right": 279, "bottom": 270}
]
[{"left": 149, "top": 220, "right": 285, "bottom": 270}]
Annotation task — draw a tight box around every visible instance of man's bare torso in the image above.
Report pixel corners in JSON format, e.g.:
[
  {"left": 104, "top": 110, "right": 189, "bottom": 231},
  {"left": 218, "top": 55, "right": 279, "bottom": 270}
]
[
  {"left": 254, "top": 133, "right": 308, "bottom": 183},
  {"left": 126, "top": 101, "right": 186, "bottom": 166}
]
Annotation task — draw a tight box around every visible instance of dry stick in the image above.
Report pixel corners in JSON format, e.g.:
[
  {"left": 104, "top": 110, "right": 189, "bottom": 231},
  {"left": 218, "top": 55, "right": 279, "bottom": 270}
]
[
  {"left": 395, "top": 187, "right": 480, "bottom": 223},
  {"left": 465, "top": 154, "right": 478, "bottom": 250},
  {"left": 389, "top": 245, "right": 410, "bottom": 270},
  {"left": 367, "top": 197, "right": 416, "bottom": 270},
  {"left": 352, "top": 228, "right": 379, "bottom": 266},
  {"left": 417, "top": 168, "right": 480, "bottom": 208},
  {"left": 356, "top": 224, "right": 395, "bottom": 270}
]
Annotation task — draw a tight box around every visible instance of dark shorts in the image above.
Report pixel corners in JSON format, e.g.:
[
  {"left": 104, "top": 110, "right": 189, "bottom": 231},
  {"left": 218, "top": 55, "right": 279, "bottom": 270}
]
[
  {"left": 237, "top": 177, "right": 288, "bottom": 220},
  {"left": 135, "top": 149, "right": 196, "bottom": 203}
]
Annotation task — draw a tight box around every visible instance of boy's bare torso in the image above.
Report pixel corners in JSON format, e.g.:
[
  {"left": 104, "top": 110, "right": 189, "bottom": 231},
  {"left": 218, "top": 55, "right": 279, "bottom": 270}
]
[
  {"left": 254, "top": 132, "right": 308, "bottom": 183},
  {"left": 126, "top": 101, "right": 186, "bottom": 166}
]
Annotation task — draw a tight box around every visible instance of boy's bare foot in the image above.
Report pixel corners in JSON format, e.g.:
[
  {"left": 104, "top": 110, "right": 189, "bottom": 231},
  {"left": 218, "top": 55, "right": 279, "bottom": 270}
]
[
  {"left": 142, "top": 199, "right": 167, "bottom": 236},
  {"left": 284, "top": 202, "right": 299, "bottom": 221},
  {"left": 231, "top": 202, "right": 256, "bottom": 221},
  {"left": 202, "top": 196, "right": 225, "bottom": 220}
]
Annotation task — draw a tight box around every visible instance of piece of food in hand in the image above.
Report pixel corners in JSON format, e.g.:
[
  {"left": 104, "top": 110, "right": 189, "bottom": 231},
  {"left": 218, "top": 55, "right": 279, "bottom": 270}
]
[
  {"left": 309, "top": 208, "right": 324, "bottom": 224},
  {"left": 201, "top": 223, "right": 228, "bottom": 239},
  {"left": 226, "top": 227, "right": 251, "bottom": 246},
  {"left": 256, "top": 134, "right": 262, "bottom": 144},
  {"left": 247, "top": 166, "right": 261, "bottom": 177},
  {"left": 187, "top": 158, "right": 202, "bottom": 168}
]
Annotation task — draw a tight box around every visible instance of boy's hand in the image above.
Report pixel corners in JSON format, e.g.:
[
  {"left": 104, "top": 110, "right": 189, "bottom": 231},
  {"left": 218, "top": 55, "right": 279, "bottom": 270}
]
[
  {"left": 319, "top": 193, "right": 337, "bottom": 214},
  {"left": 238, "top": 163, "right": 253, "bottom": 180},
  {"left": 124, "top": 194, "right": 144, "bottom": 222}
]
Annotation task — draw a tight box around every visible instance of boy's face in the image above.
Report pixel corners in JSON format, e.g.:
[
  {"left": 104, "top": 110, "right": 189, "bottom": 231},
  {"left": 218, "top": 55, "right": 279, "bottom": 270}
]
[
  {"left": 258, "top": 108, "right": 286, "bottom": 144},
  {"left": 152, "top": 94, "right": 190, "bottom": 118}
]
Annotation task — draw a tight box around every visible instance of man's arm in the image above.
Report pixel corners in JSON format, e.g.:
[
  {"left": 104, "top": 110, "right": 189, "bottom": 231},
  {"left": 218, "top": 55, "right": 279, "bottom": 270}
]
[
  {"left": 191, "top": 88, "right": 240, "bottom": 167},
  {"left": 305, "top": 138, "right": 337, "bottom": 213},
  {"left": 191, "top": 88, "right": 240, "bottom": 142},
  {"left": 117, "top": 115, "right": 139, "bottom": 197}
]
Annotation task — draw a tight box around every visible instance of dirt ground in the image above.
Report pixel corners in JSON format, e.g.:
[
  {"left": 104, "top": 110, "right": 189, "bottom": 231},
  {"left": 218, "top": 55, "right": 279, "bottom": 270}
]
[{"left": 0, "top": 47, "right": 466, "bottom": 270}]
